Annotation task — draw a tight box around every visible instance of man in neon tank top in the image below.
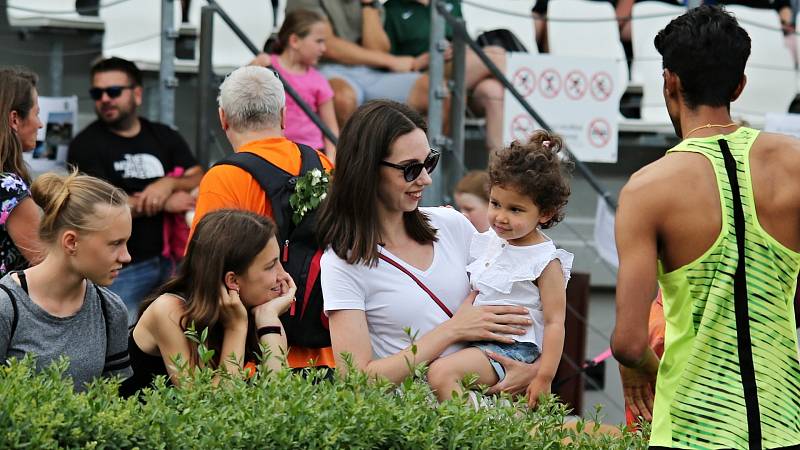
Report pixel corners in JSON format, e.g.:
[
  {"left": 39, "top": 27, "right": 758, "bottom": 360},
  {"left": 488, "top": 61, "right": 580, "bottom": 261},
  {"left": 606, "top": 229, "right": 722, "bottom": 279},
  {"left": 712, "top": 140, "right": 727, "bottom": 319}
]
[{"left": 611, "top": 6, "right": 800, "bottom": 449}]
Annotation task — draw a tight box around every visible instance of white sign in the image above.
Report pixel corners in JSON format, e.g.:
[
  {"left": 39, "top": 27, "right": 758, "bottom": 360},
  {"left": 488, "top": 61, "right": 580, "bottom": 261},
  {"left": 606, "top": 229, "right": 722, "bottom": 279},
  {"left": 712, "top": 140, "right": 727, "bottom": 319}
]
[
  {"left": 764, "top": 112, "right": 800, "bottom": 138},
  {"left": 23, "top": 96, "right": 78, "bottom": 175},
  {"left": 503, "top": 54, "right": 622, "bottom": 163}
]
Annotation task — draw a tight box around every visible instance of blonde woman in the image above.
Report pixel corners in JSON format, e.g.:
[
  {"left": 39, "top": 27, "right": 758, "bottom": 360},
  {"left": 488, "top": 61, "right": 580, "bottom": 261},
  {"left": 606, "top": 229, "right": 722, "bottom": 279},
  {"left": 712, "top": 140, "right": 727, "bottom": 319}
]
[{"left": 0, "top": 172, "right": 132, "bottom": 391}]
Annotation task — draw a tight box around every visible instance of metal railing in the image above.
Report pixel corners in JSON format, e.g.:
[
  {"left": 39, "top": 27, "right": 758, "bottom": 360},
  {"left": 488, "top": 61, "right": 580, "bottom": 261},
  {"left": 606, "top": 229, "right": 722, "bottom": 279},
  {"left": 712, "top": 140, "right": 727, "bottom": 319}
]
[{"left": 428, "top": 0, "right": 618, "bottom": 211}]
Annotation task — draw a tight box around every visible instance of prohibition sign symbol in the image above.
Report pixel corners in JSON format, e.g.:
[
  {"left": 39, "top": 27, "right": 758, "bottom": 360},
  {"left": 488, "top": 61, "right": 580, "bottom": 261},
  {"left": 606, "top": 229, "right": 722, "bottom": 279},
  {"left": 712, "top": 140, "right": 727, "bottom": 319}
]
[
  {"left": 512, "top": 67, "right": 536, "bottom": 97},
  {"left": 590, "top": 71, "right": 613, "bottom": 101},
  {"left": 511, "top": 115, "right": 537, "bottom": 142},
  {"left": 565, "top": 70, "right": 588, "bottom": 100},
  {"left": 539, "top": 69, "right": 562, "bottom": 99},
  {"left": 587, "top": 118, "right": 611, "bottom": 148}
]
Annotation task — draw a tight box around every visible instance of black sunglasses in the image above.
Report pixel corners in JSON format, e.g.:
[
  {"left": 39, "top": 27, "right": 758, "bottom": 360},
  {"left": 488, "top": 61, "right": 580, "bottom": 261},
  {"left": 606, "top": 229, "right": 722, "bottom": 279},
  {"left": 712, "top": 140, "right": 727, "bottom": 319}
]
[
  {"left": 380, "top": 149, "right": 440, "bottom": 182},
  {"left": 89, "top": 85, "right": 134, "bottom": 100}
]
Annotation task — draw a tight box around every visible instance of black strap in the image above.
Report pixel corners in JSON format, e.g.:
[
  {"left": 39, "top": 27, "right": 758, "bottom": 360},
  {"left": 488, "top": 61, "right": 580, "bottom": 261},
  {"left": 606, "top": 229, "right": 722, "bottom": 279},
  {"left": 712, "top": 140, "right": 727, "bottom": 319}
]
[
  {"left": 0, "top": 284, "right": 18, "bottom": 353},
  {"left": 213, "top": 143, "right": 323, "bottom": 235},
  {"left": 719, "top": 138, "right": 762, "bottom": 450},
  {"left": 377, "top": 253, "right": 453, "bottom": 318},
  {"left": 16, "top": 270, "right": 28, "bottom": 295}
]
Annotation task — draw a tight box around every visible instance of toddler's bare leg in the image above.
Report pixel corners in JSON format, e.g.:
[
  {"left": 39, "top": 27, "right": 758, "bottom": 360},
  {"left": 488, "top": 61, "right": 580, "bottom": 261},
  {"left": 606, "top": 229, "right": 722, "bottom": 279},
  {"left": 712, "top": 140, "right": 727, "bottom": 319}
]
[{"left": 428, "top": 348, "right": 499, "bottom": 402}]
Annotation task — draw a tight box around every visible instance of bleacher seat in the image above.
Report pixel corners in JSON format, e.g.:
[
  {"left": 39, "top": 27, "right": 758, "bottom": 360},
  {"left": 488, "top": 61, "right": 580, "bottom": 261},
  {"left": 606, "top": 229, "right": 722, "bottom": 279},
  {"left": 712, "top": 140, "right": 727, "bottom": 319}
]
[
  {"left": 7, "top": 0, "right": 103, "bottom": 30},
  {"left": 629, "top": 1, "right": 683, "bottom": 128},
  {"left": 188, "top": 0, "right": 274, "bottom": 74},
  {"left": 100, "top": 0, "right": 189, "bottom": 72},
  {"left": 725, "top": 5, "right": 795, "bottom": 127},
  {"left": 547, "top": 0, "right": 629, "bottom": 87},
  {"left": 460, "top": 0, "right": 538, "bottom": 53}
]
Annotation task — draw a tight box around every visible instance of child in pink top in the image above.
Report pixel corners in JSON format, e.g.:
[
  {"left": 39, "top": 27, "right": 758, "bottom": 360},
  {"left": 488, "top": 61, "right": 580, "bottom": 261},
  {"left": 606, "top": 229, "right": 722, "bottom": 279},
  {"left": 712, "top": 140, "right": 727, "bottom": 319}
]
[{"left": 270, "top": 9, "right": 338, "bottom": 159}]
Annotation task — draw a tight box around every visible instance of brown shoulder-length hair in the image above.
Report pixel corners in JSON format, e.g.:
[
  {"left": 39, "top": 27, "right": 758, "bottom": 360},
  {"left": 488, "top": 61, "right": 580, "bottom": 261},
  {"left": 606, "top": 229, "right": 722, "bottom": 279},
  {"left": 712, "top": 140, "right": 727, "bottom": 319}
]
[
  {"left": 139, "top": 209, "right": 278, "bottom": 367},
  {"left": 317, "top": 100, "right": 437, "bottom": 267},
  {"left": 0, "top": 67, "right": 38, "bottom": 184}
]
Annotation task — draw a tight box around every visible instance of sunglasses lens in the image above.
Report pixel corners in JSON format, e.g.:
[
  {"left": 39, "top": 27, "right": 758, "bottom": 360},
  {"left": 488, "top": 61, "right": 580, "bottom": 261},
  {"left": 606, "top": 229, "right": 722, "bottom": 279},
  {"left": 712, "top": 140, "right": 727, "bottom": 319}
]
[
  {"left": 404, "top": 163, "right": 423, "bottom": 182},
  {"left": 89, "top": 86, "right": 125, "bottom": 100},
  {"left": 425, "top": 152, "right": 440, "bottom": 176},
  {"left": 106, "top": 87, "right": 123, "bottom": 98}
]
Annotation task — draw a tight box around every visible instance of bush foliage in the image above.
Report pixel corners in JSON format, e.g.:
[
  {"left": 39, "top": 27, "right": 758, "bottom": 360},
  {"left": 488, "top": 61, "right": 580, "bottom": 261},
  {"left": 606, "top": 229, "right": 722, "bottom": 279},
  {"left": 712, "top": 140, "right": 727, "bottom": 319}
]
[{"left": 0, "top": 353, "right": 648, "bottom": 449}]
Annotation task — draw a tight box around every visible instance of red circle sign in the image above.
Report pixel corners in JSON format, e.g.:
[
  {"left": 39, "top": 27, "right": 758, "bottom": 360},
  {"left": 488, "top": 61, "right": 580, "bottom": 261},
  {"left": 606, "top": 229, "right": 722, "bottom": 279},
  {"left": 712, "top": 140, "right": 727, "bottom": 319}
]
[
  {"left": 538, "top": 69, "right": 562, "bottom": 99},
  {"left": 587, "top": 118, "right": 611, "bottom": 148},
  {"left": 511, "top": 115, "right": 537, "bottom": 142},
  {"left": 512, "top": 67, "right": 536, "bottom": 97},
  {"left": 565, "top": 70, "right": 588, "bottom": 100},
  {"left": 590, "top": 71, "right": 613, "bottom": 102}
]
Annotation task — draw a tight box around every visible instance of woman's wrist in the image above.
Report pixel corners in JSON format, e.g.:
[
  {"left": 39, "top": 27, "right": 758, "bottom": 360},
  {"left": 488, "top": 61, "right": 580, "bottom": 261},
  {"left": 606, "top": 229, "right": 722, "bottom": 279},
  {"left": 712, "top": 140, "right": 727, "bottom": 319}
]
[{"left": 254, "top": 311, "right": 282, "bottom": 329}]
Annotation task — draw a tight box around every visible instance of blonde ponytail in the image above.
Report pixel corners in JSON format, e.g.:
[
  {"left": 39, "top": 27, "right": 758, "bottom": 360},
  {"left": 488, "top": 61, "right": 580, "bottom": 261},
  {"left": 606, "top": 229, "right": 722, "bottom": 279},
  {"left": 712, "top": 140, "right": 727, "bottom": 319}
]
[{"left": 31, "top": 171, "right": 128, "bottom": 243}]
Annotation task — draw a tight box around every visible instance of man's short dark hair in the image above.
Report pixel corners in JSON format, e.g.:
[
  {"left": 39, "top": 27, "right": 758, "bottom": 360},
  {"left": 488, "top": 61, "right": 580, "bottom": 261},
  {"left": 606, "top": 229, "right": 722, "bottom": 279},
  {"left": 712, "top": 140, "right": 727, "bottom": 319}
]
[
  {"left": 654, "top": 5, "right": 750, "bottom": 109},
  {"left": 90, "top": 57, "right": 143, "bottom": 86}
]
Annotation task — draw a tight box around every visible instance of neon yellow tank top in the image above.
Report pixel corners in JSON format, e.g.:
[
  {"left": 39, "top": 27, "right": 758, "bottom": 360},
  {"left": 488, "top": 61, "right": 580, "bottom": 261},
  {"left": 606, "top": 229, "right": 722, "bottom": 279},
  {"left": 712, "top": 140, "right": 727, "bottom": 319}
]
[{"left": 652, "top": 127, "right": 800, "bottom": 449}]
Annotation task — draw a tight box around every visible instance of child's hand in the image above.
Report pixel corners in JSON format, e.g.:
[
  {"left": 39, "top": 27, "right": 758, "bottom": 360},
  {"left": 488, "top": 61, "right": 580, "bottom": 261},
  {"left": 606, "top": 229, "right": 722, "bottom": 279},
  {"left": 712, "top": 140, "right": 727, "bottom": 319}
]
[{"left": 526, "top": 376, "right": 552, "bottom": 408}]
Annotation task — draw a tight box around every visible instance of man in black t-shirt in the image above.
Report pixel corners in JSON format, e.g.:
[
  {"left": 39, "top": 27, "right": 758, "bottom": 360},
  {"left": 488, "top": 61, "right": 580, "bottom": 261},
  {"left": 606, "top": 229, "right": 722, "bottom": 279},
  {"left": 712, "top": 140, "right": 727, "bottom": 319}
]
[{"left": 67, "top": 57, "right": 202, "bottom": 323}]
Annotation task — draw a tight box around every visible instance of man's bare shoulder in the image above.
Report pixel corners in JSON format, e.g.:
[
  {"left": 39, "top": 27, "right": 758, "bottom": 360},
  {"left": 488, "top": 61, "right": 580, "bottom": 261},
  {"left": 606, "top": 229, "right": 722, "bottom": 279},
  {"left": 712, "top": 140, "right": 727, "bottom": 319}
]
[
  {"left": 621, "top": 154, "right": 692, "bottom": 198},
  {"left": 753, "top": 131, "right": 800, "bottom": 169}
]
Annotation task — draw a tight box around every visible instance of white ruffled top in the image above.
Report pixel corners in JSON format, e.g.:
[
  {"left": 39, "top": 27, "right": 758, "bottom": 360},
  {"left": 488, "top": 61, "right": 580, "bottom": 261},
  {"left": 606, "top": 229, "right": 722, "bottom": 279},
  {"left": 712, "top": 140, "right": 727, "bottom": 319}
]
[{"left": 466, "top": 229, "right": 574, "bottom": 347}]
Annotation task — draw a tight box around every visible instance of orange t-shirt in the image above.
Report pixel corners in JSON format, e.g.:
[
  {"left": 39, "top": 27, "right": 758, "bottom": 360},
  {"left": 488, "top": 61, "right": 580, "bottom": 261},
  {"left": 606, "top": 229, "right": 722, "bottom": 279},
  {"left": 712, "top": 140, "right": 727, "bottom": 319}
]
[{"left": 191, "top": 136, "right": 335, "bottom": 369}]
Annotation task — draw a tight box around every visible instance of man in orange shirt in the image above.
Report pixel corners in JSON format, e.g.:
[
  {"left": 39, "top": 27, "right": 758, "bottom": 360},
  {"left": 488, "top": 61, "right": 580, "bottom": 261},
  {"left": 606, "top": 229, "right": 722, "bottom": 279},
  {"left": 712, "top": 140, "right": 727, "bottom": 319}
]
[{"left": 191, "top": 66, "right": 334, "bottom": 369}]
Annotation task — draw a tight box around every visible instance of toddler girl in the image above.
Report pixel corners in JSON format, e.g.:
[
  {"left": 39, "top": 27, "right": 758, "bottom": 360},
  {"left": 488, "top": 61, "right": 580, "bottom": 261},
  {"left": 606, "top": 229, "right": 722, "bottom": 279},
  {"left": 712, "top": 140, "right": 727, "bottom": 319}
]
[
  {"left": 269, "top": 9, "right": 338, "bottom": 158},
  {"left": 428, "top": 130, "right": 573, "bottom": 408}
]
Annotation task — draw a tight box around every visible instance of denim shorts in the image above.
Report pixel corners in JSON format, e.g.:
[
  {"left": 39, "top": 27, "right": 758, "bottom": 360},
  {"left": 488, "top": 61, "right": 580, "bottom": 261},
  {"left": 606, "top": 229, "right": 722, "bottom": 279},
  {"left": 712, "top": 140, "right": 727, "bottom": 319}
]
[{"left": 472, "top": 341, "right": 541, "bottom": 381}]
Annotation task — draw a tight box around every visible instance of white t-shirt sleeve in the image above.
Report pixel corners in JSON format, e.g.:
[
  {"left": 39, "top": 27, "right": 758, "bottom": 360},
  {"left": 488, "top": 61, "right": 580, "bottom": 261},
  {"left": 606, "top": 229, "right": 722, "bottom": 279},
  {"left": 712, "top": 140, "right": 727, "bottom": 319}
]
[{"left": 321, "top": 248, "right": 367, "bottom": 313}]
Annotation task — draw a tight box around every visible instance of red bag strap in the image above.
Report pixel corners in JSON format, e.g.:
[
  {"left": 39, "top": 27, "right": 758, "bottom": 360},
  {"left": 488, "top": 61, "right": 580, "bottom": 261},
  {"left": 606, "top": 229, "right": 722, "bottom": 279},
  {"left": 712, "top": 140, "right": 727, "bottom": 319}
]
[
  {"left": 377, "top": 253, "right": 453, "bottom": 318},
  {"left": 300, "top": 249, "right": 324, "bottom": 319}
]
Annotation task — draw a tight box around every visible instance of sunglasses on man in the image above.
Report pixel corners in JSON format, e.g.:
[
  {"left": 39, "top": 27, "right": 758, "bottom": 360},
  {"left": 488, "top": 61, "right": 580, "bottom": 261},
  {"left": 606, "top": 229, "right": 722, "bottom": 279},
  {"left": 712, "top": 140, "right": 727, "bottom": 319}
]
[
  {"left": 380, "top": 149, "right": 440, "bottom": 182},
  {"left": 89, "top": 85, "right": 134, "bottom": 101}
]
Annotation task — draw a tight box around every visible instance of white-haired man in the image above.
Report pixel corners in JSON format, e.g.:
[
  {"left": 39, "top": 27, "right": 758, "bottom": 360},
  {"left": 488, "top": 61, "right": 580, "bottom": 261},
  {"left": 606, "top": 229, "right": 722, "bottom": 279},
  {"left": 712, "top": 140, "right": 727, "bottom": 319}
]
[{"left": 191, "top": 65, "right": 334, "bottom": 370}]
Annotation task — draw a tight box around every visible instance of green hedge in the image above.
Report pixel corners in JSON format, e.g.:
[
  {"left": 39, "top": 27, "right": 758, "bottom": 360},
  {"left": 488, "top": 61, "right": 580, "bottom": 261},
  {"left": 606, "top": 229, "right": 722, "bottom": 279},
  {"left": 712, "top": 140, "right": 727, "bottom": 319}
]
[{"left": 0, "top": 355, "right": 647, "bottom": 449}]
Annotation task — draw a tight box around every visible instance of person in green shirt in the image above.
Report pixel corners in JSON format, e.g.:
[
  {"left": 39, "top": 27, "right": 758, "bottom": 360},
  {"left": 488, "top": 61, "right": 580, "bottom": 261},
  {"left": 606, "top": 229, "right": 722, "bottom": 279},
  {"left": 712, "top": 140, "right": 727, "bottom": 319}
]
[
  {"left": 383, "top": 0, "right": 507, "bottom": 153},
  {"left": 611, "top": 6, "right": 800, "bottom": 449}
]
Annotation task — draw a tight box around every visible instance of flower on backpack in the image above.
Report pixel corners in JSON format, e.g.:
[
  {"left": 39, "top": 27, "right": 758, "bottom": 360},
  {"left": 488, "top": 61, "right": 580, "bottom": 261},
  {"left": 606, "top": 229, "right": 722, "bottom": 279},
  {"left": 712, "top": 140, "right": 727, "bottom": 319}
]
[{"left": 289, "top": 168, "right": 331, "bottom": 225}]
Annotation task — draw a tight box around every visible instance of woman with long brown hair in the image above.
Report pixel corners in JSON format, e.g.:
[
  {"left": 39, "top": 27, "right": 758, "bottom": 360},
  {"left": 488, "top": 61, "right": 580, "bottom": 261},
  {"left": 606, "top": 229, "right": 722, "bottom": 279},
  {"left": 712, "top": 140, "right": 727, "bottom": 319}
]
[
  {"left": 122, "top": 209, "right": 296, "bottom": 394},
  {"left": 318, "top": 100, "right": 538, "bottom": 394},
  {"left": 0, "top": 67, "right": 45, "bottom": 275}
]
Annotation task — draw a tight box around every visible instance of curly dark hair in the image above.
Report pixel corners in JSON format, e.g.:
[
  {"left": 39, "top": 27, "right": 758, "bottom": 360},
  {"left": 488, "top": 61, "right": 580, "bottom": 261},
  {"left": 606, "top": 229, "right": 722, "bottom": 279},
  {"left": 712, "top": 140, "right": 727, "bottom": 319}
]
[{"left": 488, "top": 130, "right": 572, "bottom": 229}]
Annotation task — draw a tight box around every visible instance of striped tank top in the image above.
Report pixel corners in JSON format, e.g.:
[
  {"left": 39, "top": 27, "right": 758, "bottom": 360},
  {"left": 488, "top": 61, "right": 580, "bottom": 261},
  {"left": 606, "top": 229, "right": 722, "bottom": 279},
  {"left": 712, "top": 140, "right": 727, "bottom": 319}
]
[{"left": 652, "top": 127, "right": 800, "bottom": 449}]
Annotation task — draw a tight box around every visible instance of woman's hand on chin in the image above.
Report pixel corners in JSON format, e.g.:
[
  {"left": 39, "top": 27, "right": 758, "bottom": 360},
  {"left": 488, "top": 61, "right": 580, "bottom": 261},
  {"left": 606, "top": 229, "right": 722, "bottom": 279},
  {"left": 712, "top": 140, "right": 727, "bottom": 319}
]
[
  {"left": 252, "top": 276, "right": 297, "bottom": 328},
  {"left": 446, "top": 292, "right": 532, "bottom": 343}
]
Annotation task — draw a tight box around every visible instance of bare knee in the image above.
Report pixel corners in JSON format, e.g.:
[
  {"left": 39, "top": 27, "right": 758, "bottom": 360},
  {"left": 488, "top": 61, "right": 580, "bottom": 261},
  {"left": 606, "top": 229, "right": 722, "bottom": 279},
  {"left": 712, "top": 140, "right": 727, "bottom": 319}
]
[
  {"left": 472, "top": 79, "right": 504, "bottom": 112},
  {"left": 328, "top": 78, "right": 357, "bottom": 127},
  {"left": 428, "top": 360, "right": 461, "bottom": 400},
  {"left": 406, "top": 75, "right": 430, "bottom": 114}
]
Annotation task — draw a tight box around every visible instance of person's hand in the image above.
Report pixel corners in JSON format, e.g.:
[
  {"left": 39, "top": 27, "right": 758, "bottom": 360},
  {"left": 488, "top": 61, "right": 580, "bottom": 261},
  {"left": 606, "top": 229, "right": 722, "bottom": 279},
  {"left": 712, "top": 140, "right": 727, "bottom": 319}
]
[
  {"left": 137, "top": 177, "right": 177, "bottom": 216},
  {"left": 446, "top": 292, "right": 531, "bottom": 343},
  {"left": 387, "top": 55, "right": 416, "bottom": 73},
  {"left": 252, "top": 275, "right": 297, "bottom": 328},
  {"left": 218, "top": 285, "right": 248, "bottom": 332},
  {"left": 620, "top": 365, "right": 656, "bottom": 421},
  {"left": 250, "top": 52, "right": 272, "bottom": 67},
  {"left": 163, "top": 190, "right": 196, "bottom": 214},
  {"left": 412, "top": 53, "right": 430, "bottom": 71},
  {"left": 486, "top": 353, "right": 540, "bottom": 395},
  {"left": 526, "top": 375, "right": 552, "bottom": 408}
]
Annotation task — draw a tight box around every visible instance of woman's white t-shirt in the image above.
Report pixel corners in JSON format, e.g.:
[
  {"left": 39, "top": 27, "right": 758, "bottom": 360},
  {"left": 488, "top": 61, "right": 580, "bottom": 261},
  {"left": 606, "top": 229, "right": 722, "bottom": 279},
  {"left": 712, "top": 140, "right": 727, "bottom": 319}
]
[{"left": 321, "top": 207, "right": 476, "bottom": 359}]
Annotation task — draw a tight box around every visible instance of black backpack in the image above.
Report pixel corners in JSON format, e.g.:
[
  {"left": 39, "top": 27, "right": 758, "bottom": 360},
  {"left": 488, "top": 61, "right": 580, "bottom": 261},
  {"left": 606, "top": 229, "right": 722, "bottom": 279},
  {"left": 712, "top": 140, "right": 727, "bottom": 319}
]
[{"left": 213, "top": 144, "right": 330, "bottom": 349}]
